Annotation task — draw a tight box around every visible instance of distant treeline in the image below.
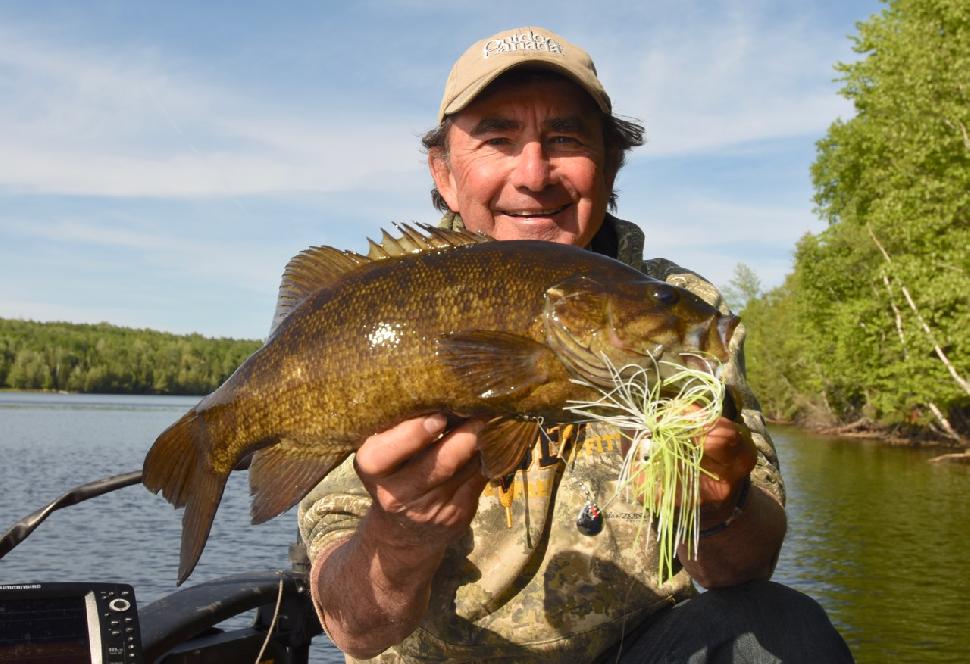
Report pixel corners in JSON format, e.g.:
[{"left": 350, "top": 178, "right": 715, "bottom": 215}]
[{"left": 0, "top": 318, "right": 261, "bottom": 395}]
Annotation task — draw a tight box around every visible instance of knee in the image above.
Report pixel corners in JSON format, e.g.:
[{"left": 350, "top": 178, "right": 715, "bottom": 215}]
[
  {"left": 704, "top": 580, "right": 833, "bottom": 628},
  {"left": 614, "top": 582, "right": 853, "bottom": 663},
  {"left": 700, "top": 581, "right": 852, "bottom": 659}
]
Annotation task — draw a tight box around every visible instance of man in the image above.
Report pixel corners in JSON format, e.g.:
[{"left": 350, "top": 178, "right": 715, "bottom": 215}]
[{"left": 299, "top": 26, "right": 852, "bottom": 663}]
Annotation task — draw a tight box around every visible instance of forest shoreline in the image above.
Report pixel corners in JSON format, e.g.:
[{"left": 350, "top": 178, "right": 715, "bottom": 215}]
[{"left": 6, "top": 386, "right": 965, "bottom": 458}]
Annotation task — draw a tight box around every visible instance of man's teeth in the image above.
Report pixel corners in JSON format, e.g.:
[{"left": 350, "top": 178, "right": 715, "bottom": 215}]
[{"left": 504, "top": 207, "right": 566, "bottom": 217}]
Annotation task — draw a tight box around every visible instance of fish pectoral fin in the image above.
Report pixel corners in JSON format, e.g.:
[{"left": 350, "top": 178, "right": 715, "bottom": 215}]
[
  {"left": 438, "top": 331, "right": 554, "bottom": 400},
  {"left": 249, "top": 441, "right": 351, "bottom": 524},
  {"left": 477, "top": 418, "right": 539, "bottom": 479}
]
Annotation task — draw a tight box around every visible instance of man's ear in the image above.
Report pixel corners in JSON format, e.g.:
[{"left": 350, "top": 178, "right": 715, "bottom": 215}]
[
  {"left": 428, "top": 149, "right": 460, "bottom": 211},
  {"left": 604, "top": 151, "right": 620, "bottom": 196}
]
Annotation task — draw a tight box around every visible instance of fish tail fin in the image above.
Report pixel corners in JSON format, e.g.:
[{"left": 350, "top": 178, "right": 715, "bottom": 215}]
[
  {"left": 177, "top": 465, "right": 225, "bottom": 585},
  {"left": 143, "top": 409, "right": 229, "bottom": 585}
]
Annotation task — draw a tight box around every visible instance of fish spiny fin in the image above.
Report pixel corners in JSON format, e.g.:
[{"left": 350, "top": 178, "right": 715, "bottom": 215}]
[
  {"left": 477, "top": 418, "right": 540, "bottom": 480},
  {"left": 143, "top": 409, "right": 230, "bottom": 585},
  {"left": 438, "top": 331, "right": 553, "bottom": 400},
  {"left": 366, "top": 223, "right": 489, "bottom": 260},
  {"left": 249, "top": 442, "right": 351, "bottom": 524},
  {"left": 270, "top": 246, "right": 371, "bottom": 334}
]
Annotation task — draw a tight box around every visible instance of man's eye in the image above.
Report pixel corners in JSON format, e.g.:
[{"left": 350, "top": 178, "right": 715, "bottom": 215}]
[
  {"left": 549, "top": 136, "right": 581, "bottom": 146},
  {"left": 484, "top": 137, "right": 512, "bottom": 146}
]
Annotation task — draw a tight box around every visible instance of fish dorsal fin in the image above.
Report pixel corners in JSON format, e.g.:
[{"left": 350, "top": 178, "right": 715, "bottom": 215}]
[
  {"left": 270, "top": 246, "right": 371, "bottom": 334},
  {"left": 271, "top": 224, "right": 489, "bottom": 334},
  {"left": 366, "top": 223, "right": 489, "bottom": 260}
]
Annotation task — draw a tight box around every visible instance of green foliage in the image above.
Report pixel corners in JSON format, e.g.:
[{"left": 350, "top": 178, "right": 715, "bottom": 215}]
[
  {"left": 743, "top": 0, "right": 970, "bottom": 436},
  {"left": 721, "top": 262, "right": 762, "bottom": 312},
  {"left": 0, "top": 318, "right": 261, "bottom": 395}
]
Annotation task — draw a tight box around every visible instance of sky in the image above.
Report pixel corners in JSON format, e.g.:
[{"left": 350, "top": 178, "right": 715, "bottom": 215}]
[{"left": 0, "top": 0, "right": 886, "bottom": 340}]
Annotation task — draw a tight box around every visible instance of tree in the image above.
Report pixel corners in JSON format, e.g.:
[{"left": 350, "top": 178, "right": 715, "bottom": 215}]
[
  {"left": 808, "top": 0, "right": 969, "bottom": 436},
  {"left": 721, "top": 263, "right": 762, "bottom": 313},
  {"left": 0, "top": 318, "right": 260, "bottom": 395},
  {"left": 743, "top": 0, "right": 969, "bottom": 439}
]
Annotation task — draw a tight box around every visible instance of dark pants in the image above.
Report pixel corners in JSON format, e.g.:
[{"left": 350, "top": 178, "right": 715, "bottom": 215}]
[{"left": 600, "top": 582, "right": 854, "bottom": 663}]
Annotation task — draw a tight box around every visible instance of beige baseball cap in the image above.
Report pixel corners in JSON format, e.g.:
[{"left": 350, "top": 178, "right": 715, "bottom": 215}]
[{"left": 438, "top": 26, "right": 612, "bottom": 122}]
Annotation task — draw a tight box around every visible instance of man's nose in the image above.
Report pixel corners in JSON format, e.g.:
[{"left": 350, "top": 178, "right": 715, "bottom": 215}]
[{"left": 511, "top": 141, "right": 553, "bottom": 191}]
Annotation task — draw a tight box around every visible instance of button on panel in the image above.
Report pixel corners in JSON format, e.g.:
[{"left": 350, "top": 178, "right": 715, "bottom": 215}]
[{"left": 108, "top": 597, "right": 131, "bottom": 612}]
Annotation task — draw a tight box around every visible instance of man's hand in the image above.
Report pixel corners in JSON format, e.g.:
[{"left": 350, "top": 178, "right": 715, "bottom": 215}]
[
  {"left": 678, "top": 416, "right": 786, "bottom": 588},
  {"left": 354, "top": 414, "right": 489, "bottom": 556},
  {"left": 697, "top": 416, "right": 757, "bottom": 510},
  {"left": 313, "top": 414, "right": 488, "bottom": 658}
]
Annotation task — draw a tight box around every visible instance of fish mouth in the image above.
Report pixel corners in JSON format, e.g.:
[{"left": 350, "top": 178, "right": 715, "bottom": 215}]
[
  {"left": 718, "top": 315, "right": 740, "bottom": 350},
  {"left": 618, "top": 343, "right": 665, "bottom": 364}
]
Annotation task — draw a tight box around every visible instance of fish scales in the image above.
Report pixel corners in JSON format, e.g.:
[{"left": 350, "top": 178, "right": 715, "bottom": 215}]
[{"left": 143, "top": 227, "right": 738, "bottom": 584}]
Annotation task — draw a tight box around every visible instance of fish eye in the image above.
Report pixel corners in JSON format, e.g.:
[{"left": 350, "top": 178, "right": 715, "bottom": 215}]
[{"left": 651, "top": 285, "right": 679, "bottom": 307}]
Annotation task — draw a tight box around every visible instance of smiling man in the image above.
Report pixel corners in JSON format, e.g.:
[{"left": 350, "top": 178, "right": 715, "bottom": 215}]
[
  {"left": 429, "top": 74, "right": 612, "bottom": 246},
  {"left": 299, "top": 27, "right": 853, "bottom": 663}
]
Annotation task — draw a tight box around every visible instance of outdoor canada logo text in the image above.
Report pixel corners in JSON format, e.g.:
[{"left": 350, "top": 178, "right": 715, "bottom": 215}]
[{"left": 483, "top": 30, "right": 563, "bottom": 58}]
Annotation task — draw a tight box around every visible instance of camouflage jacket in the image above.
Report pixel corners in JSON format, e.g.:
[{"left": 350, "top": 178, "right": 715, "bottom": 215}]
[{"left": 297, "top": 213, "right": 784, "bottom": 663}]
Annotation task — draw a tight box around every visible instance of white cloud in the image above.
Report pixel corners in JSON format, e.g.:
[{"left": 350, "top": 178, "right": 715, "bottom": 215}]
[
  {"left": 0, "top": 2, "right": 875, "bottom": 337},
  {"left": 629, "top": 196, "right": 827, "bottom": 289},
  {"left": 590, "top": 4, "right": 857, "bottom": 156},
  {"left": 7, "top": 219, "right": 150, "bottom": 250},
  {"left": 646, "top": 198, "right": 825, "bottom": 249},
  {"left": 0, "top": 27, "right": 426, "bottom": 197},
  {"left": 0, "top": 4, "right": 864, "bottom": 198},
  {"left": 4, "top": 218, "right": 283, "bottom": 294}
]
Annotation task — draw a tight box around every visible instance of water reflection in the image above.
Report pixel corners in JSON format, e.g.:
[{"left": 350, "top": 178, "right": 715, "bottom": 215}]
[
  {"left": 1, "top": 395, "right": 967, "bottom": 663},
  {"left": 771, "top": 425, "right": 970, "bottom": 664},
  {"left": 0, "top": 391, "right": 201, "bottom": 411},
  {"left": 0, "top": 391, "right": 342, "bottom": 663}
]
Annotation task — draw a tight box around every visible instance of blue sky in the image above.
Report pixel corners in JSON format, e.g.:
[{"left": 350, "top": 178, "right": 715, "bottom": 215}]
[{"left": 0, "top": 0, "right": 884, "bottom": 340}]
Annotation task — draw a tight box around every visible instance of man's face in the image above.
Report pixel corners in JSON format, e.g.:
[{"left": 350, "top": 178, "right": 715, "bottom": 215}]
[{"left": 429, "top": 75, "right": 613, "bottom": 246}]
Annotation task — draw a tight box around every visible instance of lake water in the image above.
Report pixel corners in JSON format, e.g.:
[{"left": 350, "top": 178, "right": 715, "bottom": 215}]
[{"left": 1, "top": 392, "right": 968, "bottom": 663}]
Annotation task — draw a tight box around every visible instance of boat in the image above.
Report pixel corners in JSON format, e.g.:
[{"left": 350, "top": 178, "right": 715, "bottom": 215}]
[{"left": 0, "top": 470, "right": 324, "bottom": 663}]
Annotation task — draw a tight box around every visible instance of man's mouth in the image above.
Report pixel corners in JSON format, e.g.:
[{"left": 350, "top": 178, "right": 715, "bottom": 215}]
[{"left": 500, "top": 203, "right": 571, "bottom": 218}]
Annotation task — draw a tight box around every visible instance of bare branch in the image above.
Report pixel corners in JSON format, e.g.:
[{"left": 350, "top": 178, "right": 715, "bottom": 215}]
[
  {"left": 880, "top": 272, "right": 908, "bottom": 359},
  {"left": 942, "top": 116, "right": 970, "bottom": 152},
  {"left": 867, "top": 224, "right": 970, "bottom": 396},
  {"left": 927, "top": 402, "right": 965, "bottom": 444}
]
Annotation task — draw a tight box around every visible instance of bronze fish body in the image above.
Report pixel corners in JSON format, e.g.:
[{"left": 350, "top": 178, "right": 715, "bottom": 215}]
[{"left": 143, "top": 226, "right": 739, "bottom": 584}]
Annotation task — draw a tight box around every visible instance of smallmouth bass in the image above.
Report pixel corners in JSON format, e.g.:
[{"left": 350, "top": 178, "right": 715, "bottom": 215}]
[{"left": 143, "top": 225, "right": 738, "bottom": 584}]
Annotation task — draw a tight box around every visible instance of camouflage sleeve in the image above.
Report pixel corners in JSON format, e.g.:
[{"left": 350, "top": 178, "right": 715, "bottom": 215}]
[
  {"left": 641, "top": 257, "right": 786, "bottom": 506},
  {"left": 297, "top": 455, "right": 372, "bottom": 561}
]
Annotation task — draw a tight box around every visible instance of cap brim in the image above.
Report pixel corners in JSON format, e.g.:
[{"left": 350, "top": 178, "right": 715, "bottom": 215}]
[{"left": 438, "top": 58, "right": 610, "bottom": 122}]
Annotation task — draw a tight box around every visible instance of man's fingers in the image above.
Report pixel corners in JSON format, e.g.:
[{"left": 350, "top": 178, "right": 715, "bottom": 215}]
[
  {"left": 354, "top": 414, "right": 447, "bottom": 477},
  {"left": 702, "top": 419, "right": 756, "bottom": 467},
  {"left": 698, "top": 418, "right": 757, "bottom": 504},
  {"left": 415, "top": 419, "right": 486, "bottom": 487},
  {"left": 448, "top": 463, "right": 490, "bottom": 513}
]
